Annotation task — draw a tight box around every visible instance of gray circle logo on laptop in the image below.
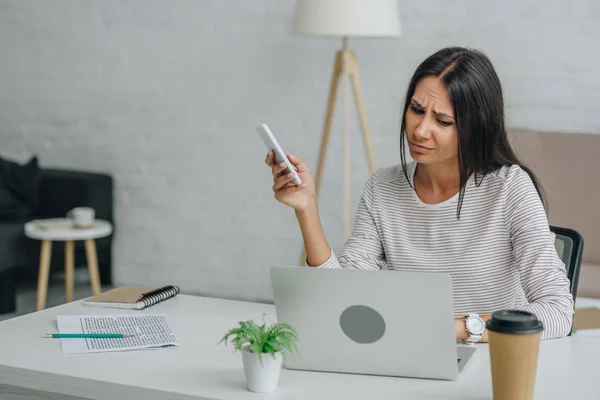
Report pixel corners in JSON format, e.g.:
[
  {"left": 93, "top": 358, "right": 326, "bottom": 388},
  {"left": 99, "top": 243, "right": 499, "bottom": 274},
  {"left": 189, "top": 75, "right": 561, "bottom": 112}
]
[{"left": 339, "top": 305, "right": 386, "bottom": 344}]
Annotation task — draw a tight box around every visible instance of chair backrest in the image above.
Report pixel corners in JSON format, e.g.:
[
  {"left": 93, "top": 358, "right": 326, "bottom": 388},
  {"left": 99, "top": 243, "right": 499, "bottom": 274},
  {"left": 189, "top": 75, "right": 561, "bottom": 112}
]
[{"left": 550, "top": 225, "right": 584, "bottom": 302}]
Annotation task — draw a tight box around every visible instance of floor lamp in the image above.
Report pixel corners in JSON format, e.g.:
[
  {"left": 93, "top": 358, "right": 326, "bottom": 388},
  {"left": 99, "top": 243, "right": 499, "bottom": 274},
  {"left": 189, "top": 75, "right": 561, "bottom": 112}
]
[{"left": 292, "top": 0, "right": 401, "bottom": 265}]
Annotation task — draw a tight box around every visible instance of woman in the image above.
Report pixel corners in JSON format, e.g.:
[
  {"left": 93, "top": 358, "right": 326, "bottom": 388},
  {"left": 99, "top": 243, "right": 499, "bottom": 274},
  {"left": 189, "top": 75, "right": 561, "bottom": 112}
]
[{"left": 265, "top": 47, "right": 574, "bottom": 341}]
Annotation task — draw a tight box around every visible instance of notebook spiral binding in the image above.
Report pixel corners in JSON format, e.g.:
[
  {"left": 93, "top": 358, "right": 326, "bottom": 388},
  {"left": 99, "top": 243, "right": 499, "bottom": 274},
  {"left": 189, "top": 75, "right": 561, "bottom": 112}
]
[{"left": 140, "top": 286, "right": 180, "bottom": 308}]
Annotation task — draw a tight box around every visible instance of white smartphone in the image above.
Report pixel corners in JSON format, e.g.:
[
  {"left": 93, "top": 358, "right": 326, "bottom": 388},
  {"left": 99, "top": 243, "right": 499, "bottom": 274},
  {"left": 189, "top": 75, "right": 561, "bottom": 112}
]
[{"left": 256, "top": 122, "right": 302, "bottom": 185}]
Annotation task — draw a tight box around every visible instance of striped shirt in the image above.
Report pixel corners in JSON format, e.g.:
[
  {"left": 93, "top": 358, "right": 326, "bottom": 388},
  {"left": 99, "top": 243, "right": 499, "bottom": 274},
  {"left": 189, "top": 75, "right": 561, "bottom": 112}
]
[{"left": 315, "top": 161, "right": 574, "bottom": 340}]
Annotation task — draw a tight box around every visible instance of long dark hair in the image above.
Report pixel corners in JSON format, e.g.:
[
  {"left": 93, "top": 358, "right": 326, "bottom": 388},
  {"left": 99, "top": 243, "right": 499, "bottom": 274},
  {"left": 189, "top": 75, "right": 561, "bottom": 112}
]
[{"left": 399, "top": 47, "right": 546, "bottom": 219}]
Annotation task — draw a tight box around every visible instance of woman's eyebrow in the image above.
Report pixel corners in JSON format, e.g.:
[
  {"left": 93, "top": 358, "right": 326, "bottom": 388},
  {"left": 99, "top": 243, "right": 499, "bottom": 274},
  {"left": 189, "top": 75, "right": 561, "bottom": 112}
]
[{"left": 411, "top": 99, "right": 455, "bottom": 120}]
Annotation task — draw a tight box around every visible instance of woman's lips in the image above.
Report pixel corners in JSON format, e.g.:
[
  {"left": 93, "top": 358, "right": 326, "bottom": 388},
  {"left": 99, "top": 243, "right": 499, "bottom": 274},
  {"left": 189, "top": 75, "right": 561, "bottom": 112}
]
[{"left": 409, "top": 141, "right": 434, "bottom": 153}]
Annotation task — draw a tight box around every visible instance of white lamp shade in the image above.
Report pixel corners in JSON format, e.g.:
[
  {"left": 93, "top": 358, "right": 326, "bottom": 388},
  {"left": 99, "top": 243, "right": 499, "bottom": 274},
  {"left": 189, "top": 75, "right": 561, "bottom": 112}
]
[{"left": 292, "top": 0, "right": 401, "bottom": 38}]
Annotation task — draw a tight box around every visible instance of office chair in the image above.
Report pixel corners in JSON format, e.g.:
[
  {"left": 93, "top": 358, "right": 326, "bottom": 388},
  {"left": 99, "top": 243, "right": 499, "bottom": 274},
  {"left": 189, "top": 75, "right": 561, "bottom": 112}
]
[{"left": 550, "top": 225, "right": 584, "bottom": 303}]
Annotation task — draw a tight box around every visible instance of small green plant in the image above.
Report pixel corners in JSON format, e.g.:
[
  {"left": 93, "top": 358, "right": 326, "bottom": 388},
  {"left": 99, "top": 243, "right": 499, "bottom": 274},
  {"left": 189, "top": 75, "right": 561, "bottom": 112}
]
[{"left": 218, "top": 313, "right": 299, "bottom": 365}]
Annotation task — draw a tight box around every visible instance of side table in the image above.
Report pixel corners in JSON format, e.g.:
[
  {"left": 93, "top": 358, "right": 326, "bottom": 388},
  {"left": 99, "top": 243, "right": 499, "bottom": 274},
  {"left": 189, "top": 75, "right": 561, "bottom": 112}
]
[{"left": 24, "top": 219, "right": 113, "bottom": 311}]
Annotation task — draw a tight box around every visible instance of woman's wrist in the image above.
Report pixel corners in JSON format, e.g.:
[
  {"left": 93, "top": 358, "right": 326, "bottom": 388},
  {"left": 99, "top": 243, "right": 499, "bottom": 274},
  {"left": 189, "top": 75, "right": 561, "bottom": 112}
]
[
  {"left": 295, "top": 200, "right": 330, "bottom": 267},
  {"left": 455, "top": 314, "right": 492, "bottom": 343},
  {"left": 295, "top": 200, "right": 318, "bottom": 219},
  {"left": 455, "top": 317, "right": 469, "bottom": 341}
]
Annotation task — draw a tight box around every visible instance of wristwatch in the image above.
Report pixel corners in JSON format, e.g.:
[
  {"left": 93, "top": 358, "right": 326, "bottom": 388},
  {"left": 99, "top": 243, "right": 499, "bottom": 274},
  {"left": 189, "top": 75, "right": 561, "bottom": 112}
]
[{"left": 463, "top": 313, "right": 485, "bottom": 344}]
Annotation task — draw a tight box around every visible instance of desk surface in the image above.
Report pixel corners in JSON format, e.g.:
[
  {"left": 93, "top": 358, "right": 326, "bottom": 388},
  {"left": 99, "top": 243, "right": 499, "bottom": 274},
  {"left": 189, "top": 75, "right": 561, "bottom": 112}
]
[{"left": 0, "top": 295, "right": 599, "bottom": 400}]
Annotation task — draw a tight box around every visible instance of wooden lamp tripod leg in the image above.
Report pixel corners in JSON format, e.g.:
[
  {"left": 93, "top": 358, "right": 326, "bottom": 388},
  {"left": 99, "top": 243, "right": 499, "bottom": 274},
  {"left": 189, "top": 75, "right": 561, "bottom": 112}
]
[
  {"left": 348, "top": 51, "right": 376, "bottom": 175},
  {"left": 313, "top": 51, "right": 343, "bottom": 199},
  {"left": 298, "top": 45, "right": 377, "bottom": 267},
  {"left": 299, "top": 51, "right": 343, "bottom": 266}
]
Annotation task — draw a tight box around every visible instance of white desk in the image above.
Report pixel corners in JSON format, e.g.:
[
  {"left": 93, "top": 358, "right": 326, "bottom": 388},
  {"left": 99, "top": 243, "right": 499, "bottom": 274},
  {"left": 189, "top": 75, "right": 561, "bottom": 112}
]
[{"left": 0, "top": 295, "right": 598, "bottom": 400}]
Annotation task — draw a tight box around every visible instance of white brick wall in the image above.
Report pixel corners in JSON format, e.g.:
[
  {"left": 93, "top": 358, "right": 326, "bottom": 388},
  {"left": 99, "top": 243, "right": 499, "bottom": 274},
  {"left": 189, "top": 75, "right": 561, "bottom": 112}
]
[{"left": 1, "top": 0, "right": 598, "bottom": 303}]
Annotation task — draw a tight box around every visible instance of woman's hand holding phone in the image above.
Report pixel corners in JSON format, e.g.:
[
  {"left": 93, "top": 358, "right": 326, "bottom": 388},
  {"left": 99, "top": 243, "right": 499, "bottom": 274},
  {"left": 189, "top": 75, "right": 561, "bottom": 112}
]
[{"left": 265, "top": 151, "right": 316, "bottom": 213}]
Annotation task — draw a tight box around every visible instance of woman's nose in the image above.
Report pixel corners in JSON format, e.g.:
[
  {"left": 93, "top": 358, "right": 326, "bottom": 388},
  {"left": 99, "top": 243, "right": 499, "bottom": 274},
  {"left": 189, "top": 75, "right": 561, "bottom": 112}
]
[{"left": 414, "top": 119, "right": 433, "bottom": 139}]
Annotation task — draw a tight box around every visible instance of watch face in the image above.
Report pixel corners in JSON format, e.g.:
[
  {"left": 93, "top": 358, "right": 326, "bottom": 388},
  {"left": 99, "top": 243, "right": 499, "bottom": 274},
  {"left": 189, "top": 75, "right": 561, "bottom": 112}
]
[{"left": 467, "top": 317, "right": 485, "bottom": 335}]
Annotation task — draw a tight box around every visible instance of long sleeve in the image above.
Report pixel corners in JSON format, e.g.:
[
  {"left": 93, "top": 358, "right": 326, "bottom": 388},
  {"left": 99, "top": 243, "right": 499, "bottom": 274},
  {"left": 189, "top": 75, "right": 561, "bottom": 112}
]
[
  {"left": 314, "top": 173, "right": 387, "bottom": 271},
  {"left": 504, "top": 166, "right": 574, "bottom": 340}
]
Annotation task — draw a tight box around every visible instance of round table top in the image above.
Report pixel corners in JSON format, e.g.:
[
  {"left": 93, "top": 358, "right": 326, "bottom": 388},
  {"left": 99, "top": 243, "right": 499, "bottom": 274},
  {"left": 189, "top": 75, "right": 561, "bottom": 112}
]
[{"left": 24, "top": 219, "right": 113, "bottom": 241}]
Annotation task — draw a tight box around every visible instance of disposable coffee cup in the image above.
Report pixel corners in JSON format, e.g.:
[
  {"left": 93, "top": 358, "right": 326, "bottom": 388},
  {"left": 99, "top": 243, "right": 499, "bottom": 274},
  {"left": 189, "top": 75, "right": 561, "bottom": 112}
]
[{"left": 486, "top": 310, "right": 544, "bottom": 400}]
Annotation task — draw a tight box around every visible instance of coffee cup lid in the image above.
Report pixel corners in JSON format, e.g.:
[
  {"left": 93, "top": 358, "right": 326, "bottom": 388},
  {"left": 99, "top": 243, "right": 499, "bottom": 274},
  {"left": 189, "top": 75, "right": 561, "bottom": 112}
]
[{"left": 486, "top": 310, "right": 544, "bottom": 334}]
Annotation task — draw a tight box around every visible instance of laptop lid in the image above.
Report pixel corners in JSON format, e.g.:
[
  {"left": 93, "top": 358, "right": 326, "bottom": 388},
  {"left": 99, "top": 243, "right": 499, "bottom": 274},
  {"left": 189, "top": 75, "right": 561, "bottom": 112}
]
[{"left": 270, "top": 266, "right": 460, "bottom": 380}]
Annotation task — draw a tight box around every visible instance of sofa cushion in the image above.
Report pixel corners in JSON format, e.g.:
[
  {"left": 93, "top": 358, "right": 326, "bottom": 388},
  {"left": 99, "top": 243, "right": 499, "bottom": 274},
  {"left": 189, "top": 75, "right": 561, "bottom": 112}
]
[
  {"left": 0, "top": 155, "right": 41, "bottom": 221},
  {"left": 0, "top": 222, "right": 26, "bottom": 272},
  {"left": 508, "top": 129, "right": 600, "bottom": 265}
]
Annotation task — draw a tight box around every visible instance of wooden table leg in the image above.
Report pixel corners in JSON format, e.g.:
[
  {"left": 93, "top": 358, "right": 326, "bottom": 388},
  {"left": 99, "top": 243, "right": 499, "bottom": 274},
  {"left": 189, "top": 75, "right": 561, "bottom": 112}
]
[
  {"left": 36, "top": 240, "right": 52, "bottom": 311},
  {"left": 84, "top": 239, "right": 101, "bottom": 296},
  {"left": 65, "top": 240, "right": 75, "bottom": 303}
]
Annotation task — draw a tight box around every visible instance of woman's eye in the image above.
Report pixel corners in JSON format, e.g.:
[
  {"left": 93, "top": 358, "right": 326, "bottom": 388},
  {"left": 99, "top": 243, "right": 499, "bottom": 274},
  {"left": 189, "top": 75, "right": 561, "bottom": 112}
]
[
  {"left": 410, "top": 104, "right": 453, "bottom": 126},
  {"left": 410, "top": 104, "right": 424, "bottom": 114}
]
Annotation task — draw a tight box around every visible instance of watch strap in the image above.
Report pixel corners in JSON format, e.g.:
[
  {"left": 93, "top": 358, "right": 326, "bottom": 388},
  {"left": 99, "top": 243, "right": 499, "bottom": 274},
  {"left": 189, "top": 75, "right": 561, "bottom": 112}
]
[
  {"left": 464, "top": 333, "right": 482, "bottom": 344},
  {"left": 463, "top": 314, "right": 483, "bottom": 344}
]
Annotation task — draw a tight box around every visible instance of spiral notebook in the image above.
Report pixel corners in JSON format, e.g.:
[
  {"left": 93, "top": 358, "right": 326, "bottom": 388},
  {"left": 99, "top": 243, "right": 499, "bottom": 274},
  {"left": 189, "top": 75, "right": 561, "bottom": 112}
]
[{"left": 83, "top": 285, "right": 180, "bottom": 310}]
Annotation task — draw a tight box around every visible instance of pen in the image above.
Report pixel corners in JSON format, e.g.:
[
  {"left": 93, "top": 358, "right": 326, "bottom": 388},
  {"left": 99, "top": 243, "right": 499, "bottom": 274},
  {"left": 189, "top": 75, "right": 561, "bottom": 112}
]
[{"left": 42, "top": 333, "right": 133, "bottom": 339}]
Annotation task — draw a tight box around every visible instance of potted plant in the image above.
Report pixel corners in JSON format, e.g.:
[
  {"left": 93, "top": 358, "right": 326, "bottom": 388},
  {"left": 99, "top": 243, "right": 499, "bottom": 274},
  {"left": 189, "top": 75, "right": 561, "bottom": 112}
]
[{"left": 218, "top": 313, "right": 299, "bottom": 393}]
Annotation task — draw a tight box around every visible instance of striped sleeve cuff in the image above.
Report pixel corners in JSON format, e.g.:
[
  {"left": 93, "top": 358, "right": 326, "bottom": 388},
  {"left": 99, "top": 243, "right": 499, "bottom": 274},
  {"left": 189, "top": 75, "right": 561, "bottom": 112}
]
[
  {"left": 309, "top": 248, "right": 341, "bottom": 269},
  {"left": 519, "top": 301, "right": 573, "bottom": 340}
]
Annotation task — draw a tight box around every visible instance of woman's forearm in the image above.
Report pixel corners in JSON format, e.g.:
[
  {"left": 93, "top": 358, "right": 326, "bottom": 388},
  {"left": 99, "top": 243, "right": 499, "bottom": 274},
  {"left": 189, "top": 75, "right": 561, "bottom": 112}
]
[{"left": 296, "top": 202, "right": 331, "bottom": 267}]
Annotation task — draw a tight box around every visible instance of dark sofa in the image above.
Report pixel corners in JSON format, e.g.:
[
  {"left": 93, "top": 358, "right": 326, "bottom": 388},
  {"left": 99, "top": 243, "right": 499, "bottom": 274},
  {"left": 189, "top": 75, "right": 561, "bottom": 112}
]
[{"left": 0, "top": 165, "right": 114, "bottom": 314}]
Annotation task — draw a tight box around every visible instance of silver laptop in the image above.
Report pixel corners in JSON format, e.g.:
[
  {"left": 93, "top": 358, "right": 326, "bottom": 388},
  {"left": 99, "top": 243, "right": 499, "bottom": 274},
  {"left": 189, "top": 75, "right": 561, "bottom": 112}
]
[{"left": 270, "top": 266, "right": 476, "bottom": 381}]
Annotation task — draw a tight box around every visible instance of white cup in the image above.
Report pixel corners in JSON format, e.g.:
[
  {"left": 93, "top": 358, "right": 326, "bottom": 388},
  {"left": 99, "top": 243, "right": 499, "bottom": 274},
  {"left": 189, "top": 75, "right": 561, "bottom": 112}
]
[{"left": 67, "top": 207, "right": 95, "bottom": 228}]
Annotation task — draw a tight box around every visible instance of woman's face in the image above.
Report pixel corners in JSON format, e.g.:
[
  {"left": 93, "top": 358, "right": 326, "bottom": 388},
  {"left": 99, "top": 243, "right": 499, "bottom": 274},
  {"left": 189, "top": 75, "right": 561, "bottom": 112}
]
[{"left": 405, "top": 76, "right": 458, "bottom": 165}]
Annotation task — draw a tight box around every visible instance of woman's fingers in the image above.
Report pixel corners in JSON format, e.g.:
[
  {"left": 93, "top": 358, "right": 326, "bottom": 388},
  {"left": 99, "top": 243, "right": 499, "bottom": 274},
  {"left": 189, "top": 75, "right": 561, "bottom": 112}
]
[
  {"left": 286, "top": 155, "right": 309, "bottom": 173},
  {"left": 265, "top": 150, "right": 276, "bottom": 167},
  {"left": 267, "top": 153, "right": 310, "bottom": 184},
  {"left": 279, "top": 182, "right": 308, "bottom": 195},
  {"left": 273, "top": 172, "right": 297, "bottom": 191},
  {"left": 271, "top": 161, "right": 291, "bottom": 178}
]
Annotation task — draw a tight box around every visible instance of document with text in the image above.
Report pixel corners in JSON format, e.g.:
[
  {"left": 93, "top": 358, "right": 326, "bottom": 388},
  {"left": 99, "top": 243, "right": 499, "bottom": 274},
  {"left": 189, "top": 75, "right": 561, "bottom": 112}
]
[{"left": 56, "top": 314, "right": 179, "bottom": 355}]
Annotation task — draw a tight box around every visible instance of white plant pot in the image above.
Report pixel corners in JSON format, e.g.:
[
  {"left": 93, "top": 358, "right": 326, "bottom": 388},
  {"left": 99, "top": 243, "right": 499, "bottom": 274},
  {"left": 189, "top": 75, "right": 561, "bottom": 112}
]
[{"left": 241, "top": 349, "right": 283, "bottom": 393}]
